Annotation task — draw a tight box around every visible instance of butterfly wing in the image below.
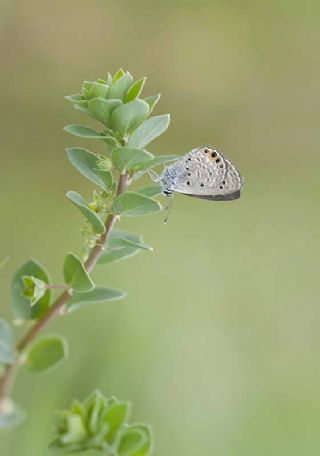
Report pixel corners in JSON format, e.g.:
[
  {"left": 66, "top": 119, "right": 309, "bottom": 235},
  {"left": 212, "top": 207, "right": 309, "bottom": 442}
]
[
  {"left": 171, "top": 146, "right": 228, "bottom": 195},
  {"left": 170, "top": 146, "right": 243, "bottom": 201}
]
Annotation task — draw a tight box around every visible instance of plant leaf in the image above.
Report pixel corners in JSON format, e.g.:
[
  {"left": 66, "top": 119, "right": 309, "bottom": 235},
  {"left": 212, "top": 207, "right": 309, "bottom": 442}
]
[
  {"left": 143, "top": 94, "right": 160, "bottom": 114},
  {"left": 65, "top": 94, "right": 87, "bottom": 106},
  {"left": 118, "top": 424, "right": 153, "bottom": 456},
  {"left": 84, "top": 390, "right": 108, "bottom": 435},
  {"left": 111, "top": 147, "right": 153, "bottom": 172},
  {"left": 128, "top": 114, "right": 170, "bottom": 149},
  {"left": 108, "top": 72, "right": 133, "bottom": 100},
  {"left": 11, "top": 259, "right": 51, "bottom": 320},
  {"left": 110, "top": 238, "right": 153, "bottom": 252},
  {"left": 25, "top": 334, "right": 68, "bottom": 373},
  {"left": 22, "top": 276, "right": 46, "bottom": 307},
  {"left": 104, "top": 402, "right": 132, "bottom": 445},
  {"left": 98, "top": 247, "right": 140, "bottom": 265},
  {"left": 64, "top": 125, "right": 104, "bottom": 140},
  {"left": 98, "top": 230, "right": 147, "bottom": 265},
  {"left": 136, "top": 154, "right": 180, "bottom": 171},
  {"left": 88, "top": 98, "right": 122, "bottom": 127},
  {"left": 67, "top": 148, "right": 113, "bottom": 192},
  {"left": 124, "top": 78, "right": 146, "bottom": 103},
  {"left": 0, "top": 319, "right": 15, "bottom": 364},
  {"left": 113, "top": 192, "right": 162, "bottom": 217},
  {"left": 74, "top": 104, "right": 97, "bottom": 121},
  {"left": 88, "top": 82, "right": 109, "bottom": 99},
  {"left": 66, "top": 191, "right": 106, "bottom": 234},
  {"left": 67, "top": 287, "right": 126, "bottom": 312},
  {"left": 137, "top": 184, "right": 163, "bottom": 198},
  {"left": 63, "top": 253, "right": 94, "bottom": 292},
  {"left": 82, "top": 80, "right": 94, "bottom": 98},
  {"left": 111, "top": 100, "right": 149, "bottom": 135},
  {"left": 112, "top": 68, "right": 125, "bottom": 83}
]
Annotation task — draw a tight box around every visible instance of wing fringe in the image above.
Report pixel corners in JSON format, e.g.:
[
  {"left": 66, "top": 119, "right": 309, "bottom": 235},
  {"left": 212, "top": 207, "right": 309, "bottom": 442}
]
[{"left": 182, "top": 191, "right": 241, "bottom": 201}]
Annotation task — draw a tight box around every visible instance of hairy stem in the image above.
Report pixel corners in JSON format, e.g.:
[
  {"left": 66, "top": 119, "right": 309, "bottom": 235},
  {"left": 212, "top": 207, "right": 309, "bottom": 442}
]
[{"left": 0, "top": 172, "right": 128, "bottom": 405}]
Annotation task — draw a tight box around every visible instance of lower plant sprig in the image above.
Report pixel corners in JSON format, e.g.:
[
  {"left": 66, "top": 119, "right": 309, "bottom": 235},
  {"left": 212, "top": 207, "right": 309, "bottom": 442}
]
[{"left": 51, "top": 390, "right": 153, "bottom": 455}]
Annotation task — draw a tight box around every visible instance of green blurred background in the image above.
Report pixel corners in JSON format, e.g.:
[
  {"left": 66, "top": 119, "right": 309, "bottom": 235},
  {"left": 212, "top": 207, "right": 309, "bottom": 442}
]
[{"left": 1, "top": 0, "right": 320, "bottom": 454}]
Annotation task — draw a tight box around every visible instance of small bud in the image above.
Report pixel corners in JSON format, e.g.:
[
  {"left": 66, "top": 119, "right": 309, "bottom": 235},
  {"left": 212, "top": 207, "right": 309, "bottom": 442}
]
[
  {"left": 22, "top": 276, "right": 46, "bottom": 306},
  {"left": 96, "top": 155, "right": 112, "bottom": 172},
  {"left": 87, "top": 202, "right": 99, "bottom": 213}
]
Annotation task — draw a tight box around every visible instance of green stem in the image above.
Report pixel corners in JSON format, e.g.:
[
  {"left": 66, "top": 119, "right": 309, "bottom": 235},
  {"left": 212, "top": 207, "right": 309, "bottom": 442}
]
[{"left": 0, "top": 172, "right": 128, "bottom": 405}]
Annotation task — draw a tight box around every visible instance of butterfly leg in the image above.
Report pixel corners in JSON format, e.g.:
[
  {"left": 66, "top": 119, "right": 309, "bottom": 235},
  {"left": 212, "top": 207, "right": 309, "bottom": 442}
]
[
  {"left": 163, "top": 194, "right": 174, "bottom": 224},
  {"left": 147, "top": 169, "right": 160, "bottom": 182}
]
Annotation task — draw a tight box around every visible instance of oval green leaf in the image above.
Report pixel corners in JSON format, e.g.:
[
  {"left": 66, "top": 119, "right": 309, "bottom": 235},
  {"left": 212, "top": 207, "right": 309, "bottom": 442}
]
[
  {"left": 98, "top": 230, "right": 147, "bottom": 265},
  {"left": 104, "top": 402, "right": 132, "bottom": 444},
  {"left": 88, "top": 82, "right": 109, "bottom": 99},
  {"left": 112, "top": 68, "right": 125, "bottom": 83},
  {"left": 135, "top": 154, "right": 181, "bottom": 172},
  {"left": 111, "top": 147, "right": 153, "bottom": 172},
  {"left": 65, "top": 94, "right": 87, "bottom": 106},
  {"left": 137, "top": 184, "right": 163, "bottom": 198},
  {"left": 11, "top": 259, "right": 51, "bottom": 320},
  {"left": 88, "top": 98, "right": 122, "bottom": 127},
  {"left": 111, "top": 100, "right": 149, "bottom": 135},
  {"left": 63, "top": 253, "right": 94, "bottom": 292},
  {"left": 66, "top": 148, "right": 113, "bottom": 192},
  {"left": 98, "top": 246, "right": 140, "bottom": 265},
  {"left": 118, "top": 424, "right": 153, "bottom": 456},
  {"left": 64, "top": 125, "right": 103, "bottom": 139},
  {"left": 128, "top": 114, "right": 170, "bottom": 149},
  {"left": 108, "top": 72, "right": 133, "bottom": 100},
  {"left": 143, "top": 93, "right": 160, "bottom": 114},
  {"left": 110, "top": 238, "right": 153, "bottom": 252},
  {"left": 25, "top": 334, "right": 68, "bottom": 373},
  {"left": 74, "top": 104, "right": 97, "bottom": 121},
  {"left": 66, "top": 191, "right": 106, "bottom": 234},
  {"left": 67, "top": 287, "right": 126, "bottom": 312},
  {"left": 113, "top": 192, "right": 162, "bottom": 217},
  {"left": 124, "top": 77, "right": 146, "bottom": 103}
]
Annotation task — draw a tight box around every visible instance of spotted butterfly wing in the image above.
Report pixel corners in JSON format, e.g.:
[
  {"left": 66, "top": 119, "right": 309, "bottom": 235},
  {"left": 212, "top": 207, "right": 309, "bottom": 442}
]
[
  {"left": 170, "top": 146, "right": 228, "bottom": 195},
  {"left": 170, "top": 146, "right": 242, "bottom": 200}
]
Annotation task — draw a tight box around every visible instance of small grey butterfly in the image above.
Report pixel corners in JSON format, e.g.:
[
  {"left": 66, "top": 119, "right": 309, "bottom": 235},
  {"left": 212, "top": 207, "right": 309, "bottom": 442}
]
[{"left": 158, "top": 146, "right": 243, "bottom": 200}]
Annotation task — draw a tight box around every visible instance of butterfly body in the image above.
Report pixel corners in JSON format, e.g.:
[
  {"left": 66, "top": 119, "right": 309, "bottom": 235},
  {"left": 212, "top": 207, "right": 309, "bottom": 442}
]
[{"left": 160, "top": 146, "right": 243, "bottom": 201}]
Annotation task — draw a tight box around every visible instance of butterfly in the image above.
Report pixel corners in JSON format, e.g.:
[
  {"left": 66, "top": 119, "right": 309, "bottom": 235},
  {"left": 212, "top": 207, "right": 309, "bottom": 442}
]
[{"left": 156, "top": 146, "right": 243, "bottom": 200}]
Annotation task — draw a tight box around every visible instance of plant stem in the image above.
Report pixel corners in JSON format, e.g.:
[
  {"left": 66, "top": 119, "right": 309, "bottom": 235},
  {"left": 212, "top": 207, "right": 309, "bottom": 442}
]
[{"left": 0, "top": 172, "right": 128, "bottom": 406}]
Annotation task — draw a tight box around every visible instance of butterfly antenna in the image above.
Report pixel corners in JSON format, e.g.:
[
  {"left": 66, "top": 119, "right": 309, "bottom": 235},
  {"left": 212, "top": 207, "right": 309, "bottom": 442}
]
[
  {"left": 163, "top": 195, "right": 173, "bottom": 224},
  {"left": 147, "top": 169, "right": 160, "bottom": 182}
]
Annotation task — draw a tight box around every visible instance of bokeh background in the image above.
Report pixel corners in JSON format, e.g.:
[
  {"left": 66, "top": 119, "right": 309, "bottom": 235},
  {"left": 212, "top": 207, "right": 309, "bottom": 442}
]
[{"left": 1, "top": 0, "right": 320, "bottom": 454}]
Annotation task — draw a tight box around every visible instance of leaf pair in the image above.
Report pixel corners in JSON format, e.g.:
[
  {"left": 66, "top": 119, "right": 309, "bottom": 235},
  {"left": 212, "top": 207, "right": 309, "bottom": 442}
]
[{"left": 65, "top": 113, "right": 170, "bottom": 152}]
